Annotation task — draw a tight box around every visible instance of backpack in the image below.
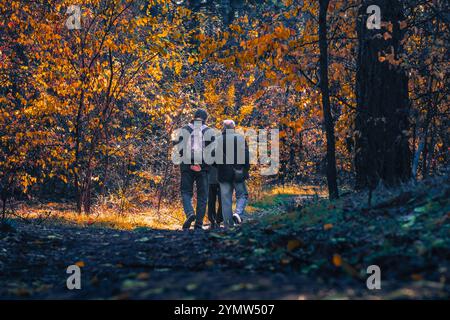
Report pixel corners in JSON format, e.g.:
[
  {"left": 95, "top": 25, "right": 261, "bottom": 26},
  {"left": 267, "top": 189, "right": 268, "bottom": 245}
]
[{"left": 187, "top": 122, "right": 208, "bottom": 165}]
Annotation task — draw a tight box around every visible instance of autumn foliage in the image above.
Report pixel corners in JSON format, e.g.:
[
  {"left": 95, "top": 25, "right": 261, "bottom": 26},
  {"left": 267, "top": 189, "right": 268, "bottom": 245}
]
[{"left": 0, "top": 0, "right": 448, "bottom": 216}]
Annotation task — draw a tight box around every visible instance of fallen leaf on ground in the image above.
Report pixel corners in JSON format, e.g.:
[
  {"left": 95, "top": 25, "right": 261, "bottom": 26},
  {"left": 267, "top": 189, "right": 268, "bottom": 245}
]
[
  {"left": 75, "top": 261, "right": 85, "bottom": 267},
  {"left": 137, "top": 272, "right": 150, "bottom": 280},
  {"left": 332, "top": 254, "right": 342, "bottom": 267},
  {"left": 287, "top": 239, "right": 302, "bottom": 251}
]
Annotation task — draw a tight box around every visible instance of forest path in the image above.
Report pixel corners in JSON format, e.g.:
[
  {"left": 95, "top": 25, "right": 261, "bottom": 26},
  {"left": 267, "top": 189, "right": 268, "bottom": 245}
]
[
  {"left": 0, "top": 220, "right": 373, "bottom": 299},
  {"left": 1, "top": 180, "right": 449, "bottom": 300},
  {"left": 0, "top": 217, "right": 446, "bottom": 299}
]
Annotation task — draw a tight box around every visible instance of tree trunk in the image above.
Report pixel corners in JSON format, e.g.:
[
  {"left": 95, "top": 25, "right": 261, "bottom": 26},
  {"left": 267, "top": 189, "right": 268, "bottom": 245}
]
[
  {"left": 412, "top": 138, "right": 425, "bottom": 179},
  {"left": 355, "top": 0, "right": 411, "bottom": 189},
  {"left": 425, "top": 125, "right": 436, "bottom": 177},
  {"left": 318, "top": 0, "right": 339, "bottom": 199},
  {"left": 83, "top": 173, "right": 92, "bottom": 214},
  {"left": 1, "top": 197, "right": 6, "bottom": 222}
]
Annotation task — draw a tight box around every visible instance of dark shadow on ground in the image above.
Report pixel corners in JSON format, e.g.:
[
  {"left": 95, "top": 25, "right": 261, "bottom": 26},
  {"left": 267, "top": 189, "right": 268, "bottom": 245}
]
[{"left": 0, "top": 217, "right": 447, "bottom": 299}]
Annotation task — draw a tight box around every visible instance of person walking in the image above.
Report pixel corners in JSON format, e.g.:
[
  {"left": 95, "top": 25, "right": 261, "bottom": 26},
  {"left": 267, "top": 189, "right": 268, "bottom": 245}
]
[
  {"left": 173, "top": 109, "right": 214, "bottom": 230},
  {"left": 214, "top": 120, "right": 250, "bottom": 227},
  {"left": 207, "top": 165, "right": 222, "bottom": 229}
]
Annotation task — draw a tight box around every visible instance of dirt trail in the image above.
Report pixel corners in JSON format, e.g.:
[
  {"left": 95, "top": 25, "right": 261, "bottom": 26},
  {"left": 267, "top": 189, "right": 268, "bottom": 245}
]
[
  {"left": 0, "top": 222, "right": 316, "bottom": 299},
  {"left": 0, "top": 218, "right": 445, "bottom": 300}
]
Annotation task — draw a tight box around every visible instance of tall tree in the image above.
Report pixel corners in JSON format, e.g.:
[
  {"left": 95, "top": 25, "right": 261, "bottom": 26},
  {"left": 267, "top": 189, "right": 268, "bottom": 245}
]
[
  {"left": 355, "top": 0, "right": 411, "bottom": 189},
  {"left": 318, "top": 0, "right": 339, "bottom": 199}
]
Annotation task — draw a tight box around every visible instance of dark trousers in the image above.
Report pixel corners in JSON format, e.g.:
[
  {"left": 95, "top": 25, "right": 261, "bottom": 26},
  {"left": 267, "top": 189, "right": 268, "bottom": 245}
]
[
  {"left": 180, "top": 169, "right": 208, "bottom": 227},
  {"left": 208, "top": 184, "right": 222, "bottom": 224}
]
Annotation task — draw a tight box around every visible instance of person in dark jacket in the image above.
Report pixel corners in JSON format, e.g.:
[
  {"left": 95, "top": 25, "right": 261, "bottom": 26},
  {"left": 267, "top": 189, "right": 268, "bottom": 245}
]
[
  {"left": 172, "top": 109, "right": 214, "bottom": 230},
  {"left": 207, "top": 166, "right": 222, "bottom": 229},
  {"left": 214, "top": 120, "right": 250, "bottom": 227}
]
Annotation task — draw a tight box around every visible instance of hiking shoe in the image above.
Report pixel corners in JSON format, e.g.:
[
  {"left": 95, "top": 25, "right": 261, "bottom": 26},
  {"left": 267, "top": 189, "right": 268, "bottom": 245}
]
[
  {"left": 182, "top": 214, "right": 195, "bottom": 230},
  {"left": 194, "top": 224, "right": 204, "bottom": 231},
  {"left": 232, "top": 213, "right": 242, "bottom": 225}
]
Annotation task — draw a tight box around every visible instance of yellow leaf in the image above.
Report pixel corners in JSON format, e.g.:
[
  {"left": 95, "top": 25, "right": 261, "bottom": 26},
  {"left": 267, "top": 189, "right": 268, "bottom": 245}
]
[
  {"left": 174, "top": 61, "right": 183, "bottom": 75},
  {"left": 294, "top": 82, "right": 303, "bottom": 92},
  {"left": 247, "top": 74, "right": 255, "bottom": 87},
  {"left": 240, "top": 104, "right": 254, "bottom": 117},
  {"left": 188, "top": 56, "right": 196, "bottom": 65}
]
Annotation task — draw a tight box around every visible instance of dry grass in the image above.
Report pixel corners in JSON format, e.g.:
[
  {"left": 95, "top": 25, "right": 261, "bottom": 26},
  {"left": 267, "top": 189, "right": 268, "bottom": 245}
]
[
  {"left": 248, "top": 184, "right": 326, "bottom": 209},
  {"left": 14, "top": 202, "right": 185, "bottom": 230},
  {"left": 11, "top": 185, "right": 327, "bottom": 230},
  {"left": 268, "top": 184, "right": 327, "bottom": 196}
]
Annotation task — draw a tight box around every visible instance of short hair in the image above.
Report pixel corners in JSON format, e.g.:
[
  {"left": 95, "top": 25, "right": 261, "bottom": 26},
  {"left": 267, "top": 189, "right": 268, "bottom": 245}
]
[
  {"left": 223, "top": 119, "right": 235, "bottom": 129},
  {"left": 193, "top": 109, "right": 208, "bottom": 121}
]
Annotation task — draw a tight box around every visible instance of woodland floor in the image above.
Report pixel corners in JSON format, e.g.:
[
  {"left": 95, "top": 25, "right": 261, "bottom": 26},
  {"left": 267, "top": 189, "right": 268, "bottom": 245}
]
[{"left": 0, "top": 175, "right": 449, "bottom": 300}]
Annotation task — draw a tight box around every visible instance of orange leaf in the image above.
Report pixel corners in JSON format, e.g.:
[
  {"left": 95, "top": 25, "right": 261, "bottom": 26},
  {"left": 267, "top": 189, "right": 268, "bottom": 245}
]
[
  {"left": 75, "top": 261, "right": 85, "bottom": 267},
  {"left": 399, "top": 21, "right": 407, "bottom": 30},
  {"left": 323, "top": 223, "right": 333, "bottom": 230},
  {"left": 411, "top": 274, "right": 423, "bottom": 281},
  {"left": 332, "top": 254, "right": 342, "bottom": 267},
  {"left": 287, "top": 239, "right": 302, "bottom": 251},
  {"left": 137, "top": 272, "right": 150, "bottom": 280}
]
